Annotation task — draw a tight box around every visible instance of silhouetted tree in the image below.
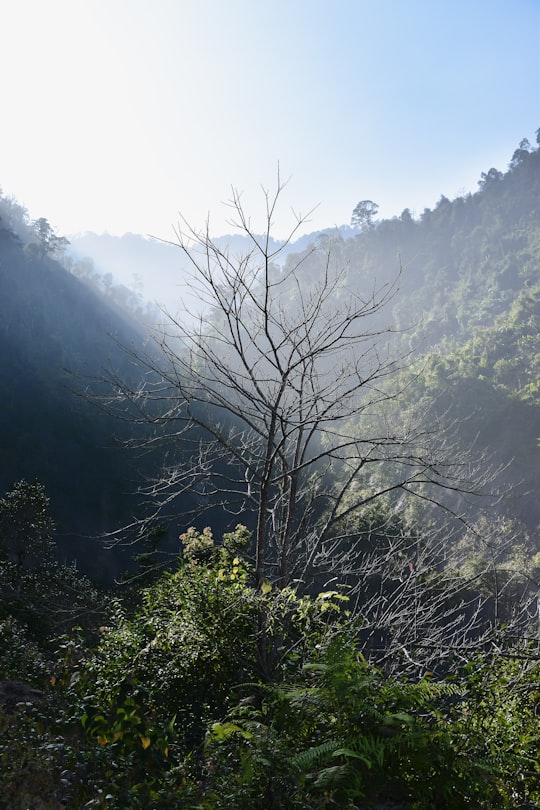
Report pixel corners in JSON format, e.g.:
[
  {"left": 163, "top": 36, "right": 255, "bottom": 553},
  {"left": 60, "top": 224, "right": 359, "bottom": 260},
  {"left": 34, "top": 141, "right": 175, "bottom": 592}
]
[
  {"left": 509, "top": 138, "right": 532, "bottom": 170},
  {"left": 0, "top": 480, "right": 54, "bottom": 570},
  {"left": 30, "top": 217, "right": 69, "bottom": 260},
  {"left": 351, "top": 199, "right": 379, "bottom": 231},
  {"left": 478, "top": 168, "right": 503, "bottom": 190}
]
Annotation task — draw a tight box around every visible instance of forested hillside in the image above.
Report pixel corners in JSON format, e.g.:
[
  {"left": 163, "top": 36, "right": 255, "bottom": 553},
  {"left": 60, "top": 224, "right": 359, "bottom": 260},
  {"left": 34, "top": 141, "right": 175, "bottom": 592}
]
[
  {"left": 0, "top": 135, "right": 539, "bottom": 808},
  {"left": 280, "top": 135, "right": 540, "bottom": 532},
  {"left": 0, "top": 199, "right": 158, "bottom": 577},
  {"left": 64, "top": 135, "right": 540, "bottom": 541}
]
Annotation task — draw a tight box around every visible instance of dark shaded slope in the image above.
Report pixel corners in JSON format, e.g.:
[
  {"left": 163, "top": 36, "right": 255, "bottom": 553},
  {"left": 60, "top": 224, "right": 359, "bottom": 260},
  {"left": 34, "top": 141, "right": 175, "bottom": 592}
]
[{"left": 0, "top": 219, "right": 152, "bottom": 579}]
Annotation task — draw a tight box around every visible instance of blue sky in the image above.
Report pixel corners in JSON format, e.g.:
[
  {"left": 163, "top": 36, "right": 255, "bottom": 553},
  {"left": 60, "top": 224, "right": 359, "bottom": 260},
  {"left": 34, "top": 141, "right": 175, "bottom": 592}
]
[{"left": 1, "top": 0, "right": 538, "bottom": 240}]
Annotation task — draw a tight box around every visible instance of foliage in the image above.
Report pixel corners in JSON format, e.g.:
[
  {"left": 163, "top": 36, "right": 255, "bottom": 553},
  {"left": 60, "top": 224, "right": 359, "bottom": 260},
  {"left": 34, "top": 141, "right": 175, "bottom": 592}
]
[
  {"left": 0, "top": 616, "right": 49, "bottom": 683},
  {"left": 52, "top": 528, "right": 359, "bottom": 806},
  {"left": 351, "top": 199, "right": 379, "bottom": 230},
  {"left": 445, "top": 653, "right": 540, "bottom": 806},
  {"left": 192, "top": 638, "right": 540, "bottom": 809},
  {"left": 0, "top": 517, "right": 539, "bottom": 808},
  {"left": 78, "top": 526, "right": 258, "bottom": 759},
  {"left": 0, "top": 480, "right": 55, "bottom": 570},
  {"left": 27, "top": 217, "right": 70, "bottom": 260},
  {"left": 0, "top": 698, "right": 70, "bottom": 810},
  {"left": 0, "top": 555, "right": 106, "bottom": 654}
]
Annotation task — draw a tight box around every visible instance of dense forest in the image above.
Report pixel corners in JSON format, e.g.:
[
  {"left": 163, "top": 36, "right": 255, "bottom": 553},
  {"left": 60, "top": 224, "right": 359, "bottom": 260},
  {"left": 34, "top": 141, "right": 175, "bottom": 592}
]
[
  {"left": 0, "top": 133, "right": 539, "bottom": 808},
  {"left": 0, "top": 205, "right": 189, "bottom": 579}
]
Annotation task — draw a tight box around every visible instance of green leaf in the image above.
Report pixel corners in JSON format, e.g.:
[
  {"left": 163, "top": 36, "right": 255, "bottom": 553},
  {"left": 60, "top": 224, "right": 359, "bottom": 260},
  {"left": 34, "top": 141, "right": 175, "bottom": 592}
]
[
  {"left": 210, "top": 721, "right": 253, "bottom": 741},
  {"left": 332, "top": 748, "right": 373, "bottom": 767}
]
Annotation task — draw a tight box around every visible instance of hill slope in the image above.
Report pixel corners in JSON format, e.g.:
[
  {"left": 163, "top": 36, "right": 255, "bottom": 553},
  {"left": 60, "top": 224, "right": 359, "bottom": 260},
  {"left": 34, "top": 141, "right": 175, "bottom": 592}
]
[
  {"left": 1, "top": 133, "right": 538, "bottom": 573},
  {"left": 0, "top": 202, "right": 153, "bottom": 578},
  {"left": 282, "top": 136, "right": 540, "bottom": 532}
]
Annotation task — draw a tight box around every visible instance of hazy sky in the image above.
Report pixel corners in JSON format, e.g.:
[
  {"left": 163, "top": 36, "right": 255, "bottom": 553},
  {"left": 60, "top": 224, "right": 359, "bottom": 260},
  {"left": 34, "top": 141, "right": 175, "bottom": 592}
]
[{"left": 1, "top": 0, "right": 538, "bottom": 240}]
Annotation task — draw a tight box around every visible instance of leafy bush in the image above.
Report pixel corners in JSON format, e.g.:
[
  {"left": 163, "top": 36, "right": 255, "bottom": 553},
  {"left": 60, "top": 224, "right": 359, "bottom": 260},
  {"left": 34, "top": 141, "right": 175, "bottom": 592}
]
[
  {"left": 0, "top": 616, "right": 48, "bottom": 683},
  {"left": 193, "top": 640, "right": 540, "bottom": 809},
  {"left": 77, "top": 528, "right": 258, "bottom": 772},
  {"left": 2, "top": 521, "right": 538, "bottom": 808},
  {"left": 0, "top": 480, "right": 54, "bottom": 570}
]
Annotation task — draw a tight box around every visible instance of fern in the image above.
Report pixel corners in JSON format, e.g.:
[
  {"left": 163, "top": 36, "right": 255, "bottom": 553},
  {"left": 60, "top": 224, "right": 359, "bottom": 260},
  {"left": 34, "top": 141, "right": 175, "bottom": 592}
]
[
  {"left": 276, "top": 683, "right": 326, "bottom": 708},
  {"left": 311, "top": 763, "right": 352, "bottom": 790},
  {"left": 291, "top": 739, "right": 341, "bottom": 773},
  {"left": 341, "top": 734, "right": 388, "bottom": 769}
]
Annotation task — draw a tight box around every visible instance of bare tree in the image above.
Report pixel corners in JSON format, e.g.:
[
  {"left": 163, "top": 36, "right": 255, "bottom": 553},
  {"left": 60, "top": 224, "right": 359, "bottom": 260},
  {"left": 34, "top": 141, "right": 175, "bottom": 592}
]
[
  {"left": 108, "top": 177, "right": 496, "bottom": 604},
  {"left": 95, "top": 176, "right": 540, "bottom": 680}
]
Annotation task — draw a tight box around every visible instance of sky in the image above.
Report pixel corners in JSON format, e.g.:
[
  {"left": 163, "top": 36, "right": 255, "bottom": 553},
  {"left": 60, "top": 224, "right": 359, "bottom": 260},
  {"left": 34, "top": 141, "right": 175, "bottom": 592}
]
[{"left": 1, "top": 0, "right": 539, "bottom": 242}]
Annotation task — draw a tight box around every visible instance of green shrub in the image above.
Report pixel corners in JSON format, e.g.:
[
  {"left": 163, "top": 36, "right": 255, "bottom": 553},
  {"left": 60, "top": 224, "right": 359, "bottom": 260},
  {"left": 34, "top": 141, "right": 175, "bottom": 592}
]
[
  {"left": 193, "top": 640, "right": 540, "bottom": 809},
  {"left": 75, "top": 525, "right": 258, "bottom": 802}
]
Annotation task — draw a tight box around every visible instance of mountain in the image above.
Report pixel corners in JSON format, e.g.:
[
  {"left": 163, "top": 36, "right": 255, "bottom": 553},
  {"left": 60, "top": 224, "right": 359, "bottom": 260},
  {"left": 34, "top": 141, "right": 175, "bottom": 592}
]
[
  {"left": 280, "top": 135, "right": 540, "bottom": 533},
  {"left": 1, "top": 133, "right": 538, "bottom": 576},
  {"left": 67, "top": 226, "right": 356, "bottom": 314},
  {"left": 0, "top": 201, "right": 159, "bottom": 579}
]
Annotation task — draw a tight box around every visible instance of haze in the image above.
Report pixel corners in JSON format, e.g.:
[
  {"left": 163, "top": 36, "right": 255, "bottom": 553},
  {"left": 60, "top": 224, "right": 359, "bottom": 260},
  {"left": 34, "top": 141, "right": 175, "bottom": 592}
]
[{"left": 1, "top": 0, "right": 538, "bottom": 243}]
